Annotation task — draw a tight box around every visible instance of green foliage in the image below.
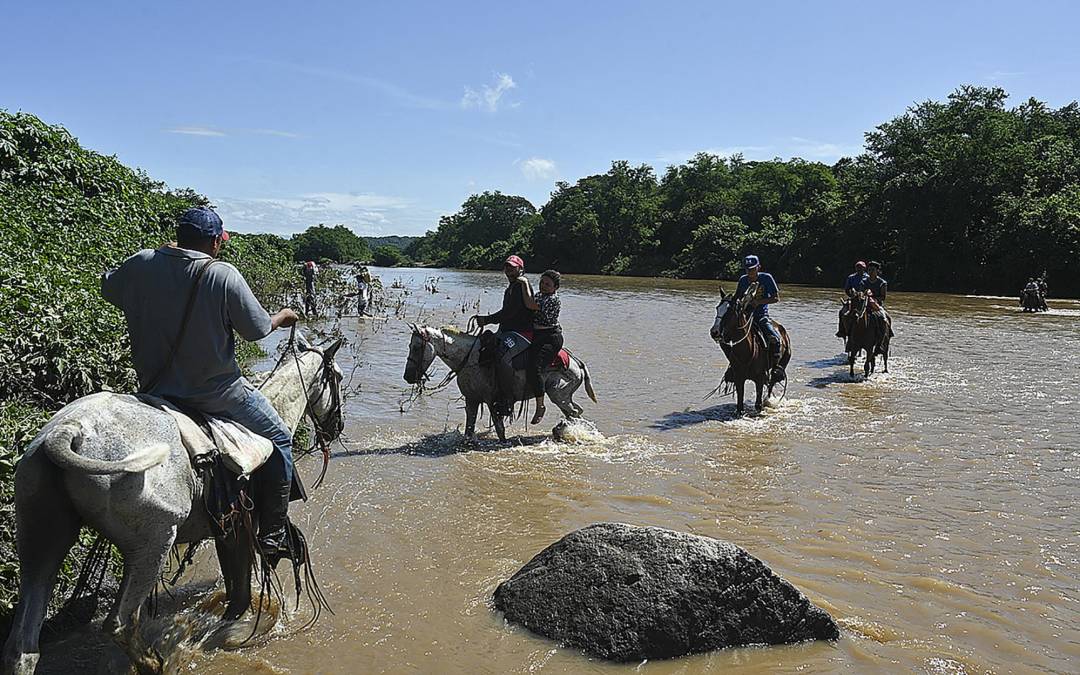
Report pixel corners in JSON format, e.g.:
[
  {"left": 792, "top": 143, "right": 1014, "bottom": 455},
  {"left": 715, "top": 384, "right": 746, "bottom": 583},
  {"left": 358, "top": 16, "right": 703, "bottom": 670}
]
[
  {"left": 406, "top": 87, "right": 1080, "bottom": 295},
  {"left": 292, "top": 224, "right": 371, "bottom": 263},
  {"left": 371, "top": 244, "right": 407, "bottom": 267},
  {"left": 0, "top": 110, "right": 298, "bottom": 620}
]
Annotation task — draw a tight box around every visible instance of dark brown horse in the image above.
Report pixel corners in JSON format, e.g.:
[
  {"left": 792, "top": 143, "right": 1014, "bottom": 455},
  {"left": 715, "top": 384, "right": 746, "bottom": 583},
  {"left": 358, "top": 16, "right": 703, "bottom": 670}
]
[
  {"left": 710, "top": 287, "right": 792, "bottom": 414},
  {"left": 843, "top": 290, "right": 890, "bottom": 378}
]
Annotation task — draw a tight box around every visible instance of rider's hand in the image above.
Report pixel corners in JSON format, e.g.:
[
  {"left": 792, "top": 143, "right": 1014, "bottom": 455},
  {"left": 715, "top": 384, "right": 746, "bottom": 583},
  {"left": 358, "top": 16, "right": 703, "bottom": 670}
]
[{"left": 272, "top": 308, "right": 300, "bottom": 329}]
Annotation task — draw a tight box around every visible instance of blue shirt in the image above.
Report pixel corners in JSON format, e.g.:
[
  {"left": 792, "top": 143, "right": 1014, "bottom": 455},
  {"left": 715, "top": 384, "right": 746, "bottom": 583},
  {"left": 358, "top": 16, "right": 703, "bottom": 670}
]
[
  {"left": 735, "top": 272, "right": 779, "bottom": 318},
  {"left": 844, "top": 272, "right": 869, "bottom": 293}
]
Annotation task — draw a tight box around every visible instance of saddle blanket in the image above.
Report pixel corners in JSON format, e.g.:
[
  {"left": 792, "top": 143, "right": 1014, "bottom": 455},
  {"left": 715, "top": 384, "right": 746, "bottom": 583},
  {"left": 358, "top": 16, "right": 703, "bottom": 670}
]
[
  {"left": 137, "top": 394, "right": 274, "bottom": 476},
  {"left": 500, "top": 331, "right": 571, "bottom": 369}
]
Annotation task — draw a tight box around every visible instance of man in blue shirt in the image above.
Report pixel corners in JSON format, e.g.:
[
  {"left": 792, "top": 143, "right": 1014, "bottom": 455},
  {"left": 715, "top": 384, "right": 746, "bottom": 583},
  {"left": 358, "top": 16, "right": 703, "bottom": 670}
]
[
  {"left": 733, "top": 254, "right": 785, "bottom": 383},
  {"left": 836, "top": 260, "right": 868, "bottom": 339}
]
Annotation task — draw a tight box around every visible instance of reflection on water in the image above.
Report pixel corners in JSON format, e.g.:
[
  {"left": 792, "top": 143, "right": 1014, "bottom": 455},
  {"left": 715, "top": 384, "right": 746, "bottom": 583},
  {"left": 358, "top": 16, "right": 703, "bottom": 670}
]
[{"left": 46, "top": 268, "right": 1080, "bottom": 673}]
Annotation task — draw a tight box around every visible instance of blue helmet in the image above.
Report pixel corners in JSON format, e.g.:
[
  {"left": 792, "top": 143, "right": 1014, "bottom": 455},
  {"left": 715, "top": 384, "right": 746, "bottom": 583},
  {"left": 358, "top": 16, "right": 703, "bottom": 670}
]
[{"left": 743, "top": 254, "right": 760, "bottom": 269}]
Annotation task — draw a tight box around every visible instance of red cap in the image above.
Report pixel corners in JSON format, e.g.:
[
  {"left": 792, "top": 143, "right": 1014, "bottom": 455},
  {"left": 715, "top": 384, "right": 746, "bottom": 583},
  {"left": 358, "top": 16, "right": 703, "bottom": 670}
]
[
  {"left": 221, "top": 230, "right": 230, "bottom": 242},
  {"left": 855, "top": 260, "right": 867, "bottom": 269},
  {"left": 505, "top": 255, "right": 524, "bottom": 270}
]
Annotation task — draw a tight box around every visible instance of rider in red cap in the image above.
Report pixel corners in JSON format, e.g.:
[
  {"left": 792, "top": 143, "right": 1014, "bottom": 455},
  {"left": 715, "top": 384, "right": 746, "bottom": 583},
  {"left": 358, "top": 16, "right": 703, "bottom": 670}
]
[{"left": 472, "top": 254, "right": 537, "bottom": 415}]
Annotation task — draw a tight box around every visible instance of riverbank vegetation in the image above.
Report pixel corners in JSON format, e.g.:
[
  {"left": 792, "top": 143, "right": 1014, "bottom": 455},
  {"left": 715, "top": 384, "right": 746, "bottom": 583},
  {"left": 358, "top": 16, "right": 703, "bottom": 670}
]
[
  {"left": 406, "top": 87, "right": 1080, "bottom": 296},
  {"left": 0, "top": 111, "right": 298, "bottom": 616}
]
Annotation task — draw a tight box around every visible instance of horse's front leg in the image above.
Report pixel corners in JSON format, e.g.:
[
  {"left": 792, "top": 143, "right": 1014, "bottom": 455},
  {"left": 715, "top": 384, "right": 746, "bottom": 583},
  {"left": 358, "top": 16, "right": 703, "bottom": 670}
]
[
  {"left": 865, "top": 351, "right": 873, "bottom": 377},
  {"left": 464, "top": 398, "right": 480, "bottom": 441},
  {"left": 216, "top": 534, "right": 253, "bottom": 621},
  {"left": 735, "top": 381, "right": 745, "bottom": 415},
  {"left": 848, "top": 350, "right": 856, "bottom": 379},
  {"left": 754, "top": 379, "right": 764, "bottom": 411},
  {"left": 488, "top": 403, "right": 507, "bottom": 442}
]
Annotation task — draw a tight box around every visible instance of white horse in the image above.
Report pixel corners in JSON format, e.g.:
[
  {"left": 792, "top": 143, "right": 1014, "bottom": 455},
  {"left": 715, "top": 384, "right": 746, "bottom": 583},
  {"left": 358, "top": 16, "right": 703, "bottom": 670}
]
[
  {"left": 2, "top": 334, "right": 344, "bottom": 675},
  {"left": 403, "top": 325, "right": 596, "bottom": 441}
]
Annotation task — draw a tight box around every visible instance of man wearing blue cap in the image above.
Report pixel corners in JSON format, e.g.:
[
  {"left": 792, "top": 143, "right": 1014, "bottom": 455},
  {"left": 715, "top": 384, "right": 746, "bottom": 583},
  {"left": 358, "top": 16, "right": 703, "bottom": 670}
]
[
  {"left": 102, "top": 206, "right": 300, "bottom": 560},
  {"left": 732, "top": 254, "right": 785, "bottom": 383}
]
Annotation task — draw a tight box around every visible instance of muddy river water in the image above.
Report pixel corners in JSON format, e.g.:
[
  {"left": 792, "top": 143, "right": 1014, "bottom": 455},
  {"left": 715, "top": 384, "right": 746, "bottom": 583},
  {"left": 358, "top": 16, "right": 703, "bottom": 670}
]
[{"left": 46, "top": 267, "right": 1080, "bottom": 673}]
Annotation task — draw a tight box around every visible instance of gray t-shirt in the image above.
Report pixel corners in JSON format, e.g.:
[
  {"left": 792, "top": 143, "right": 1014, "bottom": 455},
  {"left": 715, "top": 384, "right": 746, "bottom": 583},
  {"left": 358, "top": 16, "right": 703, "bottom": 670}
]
[{"left": 102, "top": 246, "right": 272, "bottom": 409}]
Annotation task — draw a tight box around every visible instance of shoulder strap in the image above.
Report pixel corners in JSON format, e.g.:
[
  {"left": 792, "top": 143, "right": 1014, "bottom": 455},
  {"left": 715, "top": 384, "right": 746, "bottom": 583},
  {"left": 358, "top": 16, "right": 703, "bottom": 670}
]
[{"left": 139, "top": 259, "right": 218, "bottom": 394}]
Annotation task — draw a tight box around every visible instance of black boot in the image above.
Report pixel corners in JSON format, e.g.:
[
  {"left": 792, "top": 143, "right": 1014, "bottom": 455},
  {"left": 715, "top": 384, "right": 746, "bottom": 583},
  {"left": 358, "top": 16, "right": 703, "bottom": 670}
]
[
  {"left": 257, "top": 476, "right": 292, "bottom": 567},
  {"left": 769, "top": 345, "right": 785, "bottom": 385}
]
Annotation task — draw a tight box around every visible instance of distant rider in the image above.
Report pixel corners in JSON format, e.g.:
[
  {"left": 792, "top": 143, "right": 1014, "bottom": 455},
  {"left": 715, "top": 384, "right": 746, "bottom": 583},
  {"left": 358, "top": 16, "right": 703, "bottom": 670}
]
[
  {"left": 836, "top": 260, "right": 868, "bottom": 339},
  {"left": 523, "top": 269, "right": 563, "bottom": 425},
  {"left": 471, "top": 255, "right": 536, "bottom": 415},
  {"left": 354, "top": 264, "right": 372, "bottom": 315},
  {"left": 732, "top": 255, "right": 784, "bottom": 384},
  {"left": 101, "top": 207, "right": 300, "bottom": 562},
  {"left": 1037, "top": 273, "right": 1049, "bottom": 311},
  {"left": 865, "top": 261, "right": 894, "bottom": 339}
]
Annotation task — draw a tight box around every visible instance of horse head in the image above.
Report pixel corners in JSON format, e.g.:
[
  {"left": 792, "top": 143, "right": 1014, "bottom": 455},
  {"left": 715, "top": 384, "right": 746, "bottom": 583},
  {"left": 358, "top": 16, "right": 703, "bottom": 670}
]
[
  {"left": 850, "top": 289, "right": 869, "bottom": 316},
  {"left": 301, "top": 337, "right": 346, "bottom": 442},
  {"left": 711, "top": 288, "right": 731, "bottom": 343},
  {"left": 403, "top": 324, "right": 436, "bottom": 384}
]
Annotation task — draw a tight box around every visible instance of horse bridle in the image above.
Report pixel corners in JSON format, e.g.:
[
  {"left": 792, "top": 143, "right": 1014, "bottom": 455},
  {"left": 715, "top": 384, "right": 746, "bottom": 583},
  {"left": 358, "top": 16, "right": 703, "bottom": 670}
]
[
  {"left": 408, "top": 327, "right": 478, "bottom": 384},
  {"left": 720, "top": 297, "right": 754, "bottom": 349}
]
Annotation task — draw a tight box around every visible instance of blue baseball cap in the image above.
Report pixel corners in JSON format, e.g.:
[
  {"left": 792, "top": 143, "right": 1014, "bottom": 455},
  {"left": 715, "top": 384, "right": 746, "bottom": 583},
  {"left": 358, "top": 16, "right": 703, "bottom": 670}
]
[
  {"left": 178, "top": 207, "right": 229, "bottom": 241},
  {"left": 743, "top": 254, "right": 760, "bottom": 269}
]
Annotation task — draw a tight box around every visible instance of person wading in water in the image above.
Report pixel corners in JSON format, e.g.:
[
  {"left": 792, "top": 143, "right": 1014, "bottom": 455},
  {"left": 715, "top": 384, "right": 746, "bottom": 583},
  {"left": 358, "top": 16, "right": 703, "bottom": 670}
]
[
  {"left": 523, "top": 269, "right": 563, "bottom": 424},
  {"left": 302, "top": 260, "right": 318, "bottom": 316},
  {"left": 472, "top": 255, "right": 536, "bottom": 416},
  {"left": 732, "top": 254, "right": 785, "bottom": 384},
  {"left": 101, "top": 206, "right": 301, "bottom": 562}
]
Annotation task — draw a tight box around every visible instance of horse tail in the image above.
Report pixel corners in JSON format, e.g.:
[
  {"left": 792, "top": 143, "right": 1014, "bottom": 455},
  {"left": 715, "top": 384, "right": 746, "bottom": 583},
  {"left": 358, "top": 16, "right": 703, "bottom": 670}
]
[
  {"left": 579, "top": 358, "right": 598, "bottom": 403},
  {"left": 43, "top": 423, "right": 169, "bottom": 475}
]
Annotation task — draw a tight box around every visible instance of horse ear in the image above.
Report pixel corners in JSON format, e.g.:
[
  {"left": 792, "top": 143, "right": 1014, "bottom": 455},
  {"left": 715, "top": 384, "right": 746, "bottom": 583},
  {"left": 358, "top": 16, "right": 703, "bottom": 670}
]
[
  {"left": 295, "top": 331, "right": 312, "bottom": 351},
  {"left": 719, "top": 287, "right": 727, "bottom": 300},
  {"left": 407, "top": 322, "right": 418, "bottom": 334},
  {"left": 323, "top": 338, "right": 344, "bottom": 360}
]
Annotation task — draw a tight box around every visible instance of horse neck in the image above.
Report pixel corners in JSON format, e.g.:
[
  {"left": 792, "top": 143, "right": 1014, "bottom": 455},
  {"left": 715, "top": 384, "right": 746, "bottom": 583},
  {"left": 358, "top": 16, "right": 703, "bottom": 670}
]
[
  {"left": 431, "top": 330, "right": 477, "bottom": 369},
  {"left": 259, "top": 350, "right": 322, "bottom": 434}
]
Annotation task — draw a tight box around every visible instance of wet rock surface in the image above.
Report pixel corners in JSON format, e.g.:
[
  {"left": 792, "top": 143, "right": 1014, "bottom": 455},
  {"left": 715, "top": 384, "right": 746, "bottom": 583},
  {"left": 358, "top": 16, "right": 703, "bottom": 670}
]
[{"left": 494, "top": 523, "right": 839, "bottom": 661}]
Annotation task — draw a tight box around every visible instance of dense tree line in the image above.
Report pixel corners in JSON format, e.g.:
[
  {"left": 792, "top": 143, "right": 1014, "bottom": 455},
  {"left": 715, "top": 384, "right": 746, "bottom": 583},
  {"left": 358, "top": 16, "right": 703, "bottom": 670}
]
[{"left": 406, "top": 87, "right": 1080, "bottom": 296}]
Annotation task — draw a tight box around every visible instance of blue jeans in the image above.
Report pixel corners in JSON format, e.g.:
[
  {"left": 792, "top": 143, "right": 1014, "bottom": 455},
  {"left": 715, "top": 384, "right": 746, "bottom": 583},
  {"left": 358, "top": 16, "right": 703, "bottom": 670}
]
[
  {"left": 205, "top": 387, "right": 293, "bottom": 486},
  {"left": 754, "top": 314, "right": 781, "bottom": 348}
]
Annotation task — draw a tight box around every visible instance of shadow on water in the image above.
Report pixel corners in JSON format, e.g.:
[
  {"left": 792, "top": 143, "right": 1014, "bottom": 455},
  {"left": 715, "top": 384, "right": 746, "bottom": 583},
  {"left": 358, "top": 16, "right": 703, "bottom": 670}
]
[
  {"left": 650, "top": 403, "right": 748, "bottom": 430},
  {"left": 806, "top": 371, "right": 859, "bottom": 388},
  {"left": 804, "top": 354, "right": 849, "bottom": 369},
  {"left": 331, "top": 430, "right": 552, "bottom": 458}
]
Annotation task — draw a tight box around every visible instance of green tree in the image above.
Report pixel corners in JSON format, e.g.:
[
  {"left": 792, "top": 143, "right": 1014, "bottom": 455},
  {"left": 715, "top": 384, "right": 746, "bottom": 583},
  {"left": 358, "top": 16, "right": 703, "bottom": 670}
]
[
  {"left": 372, "top": 244, "right": 407, "bottom": 267},
  {"left": 291, "top": 224, "right": 371, "bottom": 263}
]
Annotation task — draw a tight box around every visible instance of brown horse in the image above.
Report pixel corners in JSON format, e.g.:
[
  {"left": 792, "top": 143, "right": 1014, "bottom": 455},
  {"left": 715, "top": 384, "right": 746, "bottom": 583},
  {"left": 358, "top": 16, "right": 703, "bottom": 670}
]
[
  {"left": 843, "top": 290, "right": 890, "bottom": 378},
  {"left": 710, "top": 287, "right": 792, "bottom": 415}
]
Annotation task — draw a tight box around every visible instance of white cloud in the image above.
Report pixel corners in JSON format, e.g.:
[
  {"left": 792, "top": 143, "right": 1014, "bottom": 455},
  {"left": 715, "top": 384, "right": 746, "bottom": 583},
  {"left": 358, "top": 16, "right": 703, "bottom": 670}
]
[
  {"left": 788, "top": 136, "right": 861, "bottom": 160},
  {"left": 519, "top": 157, "right": 557, "bottom": 180},
  {"left": 462, "top": 73, "right": 517, "bottom": 112},
  {"left": 212, "top": 191, "right": 438, "bottom": 236},
  {"left": 247, "top": 58, "right": 452, "bottom": 110},
  {"left": 984, "top": 70, "right": 1024, "bottom": 82},
  {"left": 166, "top": 126, "right": 227, "bottom": 137},
  {"left": 249, "top": 128, "right": 304, "bottom": 138}
]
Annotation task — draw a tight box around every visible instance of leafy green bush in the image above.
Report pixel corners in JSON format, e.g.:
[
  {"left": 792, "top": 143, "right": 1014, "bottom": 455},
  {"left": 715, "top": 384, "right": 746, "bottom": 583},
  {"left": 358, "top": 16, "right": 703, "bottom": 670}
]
[
  {"left": 292, "top": 224, "right": 371, "bottom": 263},
  {"left": 371, "top": 244, "right": 407, "bottom": 267},
  {"left": 0, "top": 110, "right": 298, "bottom": 620}
]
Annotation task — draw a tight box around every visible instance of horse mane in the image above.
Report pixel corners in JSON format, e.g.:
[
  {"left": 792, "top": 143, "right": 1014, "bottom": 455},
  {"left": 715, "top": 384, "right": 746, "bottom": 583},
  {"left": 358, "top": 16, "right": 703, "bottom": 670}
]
[{"left": 440, "top": 325, "right": 470, "bottom": 337}]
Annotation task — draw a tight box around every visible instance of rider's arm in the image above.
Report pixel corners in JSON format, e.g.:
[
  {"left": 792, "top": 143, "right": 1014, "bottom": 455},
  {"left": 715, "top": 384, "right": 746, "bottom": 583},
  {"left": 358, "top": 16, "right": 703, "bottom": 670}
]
[
  {"left": 223, "top": 265, "right": 275, "bottom": 340},
  {"left": 754, "top": 275, "right": 779, "bottom": 306},
  {"left": 521, "top": 277, "right": 540, "bottom": 311}
]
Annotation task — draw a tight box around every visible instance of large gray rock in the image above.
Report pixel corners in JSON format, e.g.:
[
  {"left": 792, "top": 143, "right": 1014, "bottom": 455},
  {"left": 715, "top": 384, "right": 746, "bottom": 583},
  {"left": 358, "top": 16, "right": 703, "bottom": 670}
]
[{"left": 493, "top": 523, "right": 839, "bottom": 661}]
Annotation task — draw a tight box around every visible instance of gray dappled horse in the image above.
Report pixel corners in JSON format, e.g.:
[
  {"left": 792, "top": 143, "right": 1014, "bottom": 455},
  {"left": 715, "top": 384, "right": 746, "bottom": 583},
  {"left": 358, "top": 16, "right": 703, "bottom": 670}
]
[
  {"left": 2, "top": 335, "right": 344, "bottom": 675},
  {"left": 843, "top": 290, "right": 890, "bottom": 378},
  {"left": 403, "top": 325, "right": 596, "bottom": 442},
  {"left": 710, "top": 288, "right": 791, "bottom": 415}
]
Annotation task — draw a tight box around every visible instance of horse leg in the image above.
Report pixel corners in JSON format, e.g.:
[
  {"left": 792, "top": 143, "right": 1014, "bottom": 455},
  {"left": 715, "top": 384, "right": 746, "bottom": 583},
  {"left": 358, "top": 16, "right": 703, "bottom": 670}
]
[
  {"left": 109, "top": 525, "right": 178, "bottom": 674},
  {"left": 464, "top": 398, "right": 480, "bottom": 441},
  {"left": 848, "top": 350, "right": 856, "bottom": 379},
  {"left": 548, "top": 373, "right": 581, "bottom": 419},
  {"left": 735, "top": 381, "right": 745, "bottom": 415},
  {"left": 216, "top": 535, "right": 253, "bottom": 621},
  {"left": 754, "top": 380, "right": 764, "bottom": 412},
  {"left": 488, "top": 404, "right": 507, "bottom": 442},
  {"left": 2, "top": 456, "right": 80, "bottom": 675},
  {"left": 865, "top": 349, "right": 873, "bottom": 377}
]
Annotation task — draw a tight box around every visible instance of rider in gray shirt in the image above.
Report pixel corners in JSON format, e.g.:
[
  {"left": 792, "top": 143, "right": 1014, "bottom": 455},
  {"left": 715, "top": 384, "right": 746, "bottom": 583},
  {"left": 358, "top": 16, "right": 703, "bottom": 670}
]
[{"left": 102, "top": 207, "right": 300, "bottom": 563}]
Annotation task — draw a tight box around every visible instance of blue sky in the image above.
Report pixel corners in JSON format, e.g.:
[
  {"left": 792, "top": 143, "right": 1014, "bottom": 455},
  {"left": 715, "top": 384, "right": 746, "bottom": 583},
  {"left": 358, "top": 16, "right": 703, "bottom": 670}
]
[{"left": 4, "top": 1, "right": 1078, "bottom": 236}]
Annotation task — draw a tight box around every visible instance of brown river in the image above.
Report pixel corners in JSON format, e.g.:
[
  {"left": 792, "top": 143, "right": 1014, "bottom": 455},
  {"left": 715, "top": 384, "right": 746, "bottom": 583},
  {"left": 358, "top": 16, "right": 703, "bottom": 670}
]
[{"left": 43, "top": 267, "right": 1080, "bottom": 673}]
